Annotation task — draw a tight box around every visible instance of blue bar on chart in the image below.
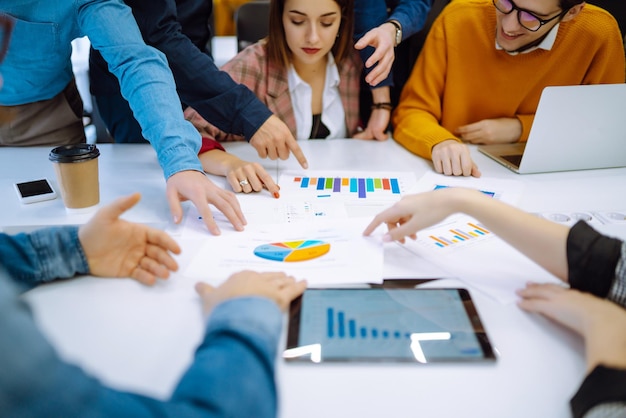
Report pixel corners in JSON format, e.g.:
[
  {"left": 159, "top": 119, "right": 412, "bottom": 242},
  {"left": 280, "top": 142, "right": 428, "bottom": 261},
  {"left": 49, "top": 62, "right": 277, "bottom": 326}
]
[
  {"left": 327, "top": 308, "right": 334, "bottom": 338},
  {"left": 358, "top": 178, "right": 366, "bottom": 198},
  {"left": 349, "top": 319, "right": 356, "bottom": 338},
  {"left": 338, "top": 311, "right": 345, "bottom": 338},
  {"left": 292, "top": 176, "right": 402, "bottom": 199},
  {"left": 326, "top": 307, "right": 409, "bottom": 340},
  {"left": 433, "top": 184, "right": 496, "bottom": 198}
]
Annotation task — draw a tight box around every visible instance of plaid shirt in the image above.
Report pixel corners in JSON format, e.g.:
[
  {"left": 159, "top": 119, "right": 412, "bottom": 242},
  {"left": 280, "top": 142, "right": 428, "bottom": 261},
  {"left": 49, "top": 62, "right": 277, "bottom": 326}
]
[{"left": 221, "top": 41, "right": 362, "bottom": 140}]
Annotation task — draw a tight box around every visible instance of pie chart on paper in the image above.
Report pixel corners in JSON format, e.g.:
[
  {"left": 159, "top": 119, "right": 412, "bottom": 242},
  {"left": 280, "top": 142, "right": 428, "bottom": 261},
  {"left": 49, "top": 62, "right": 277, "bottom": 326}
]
[{"left": 253, "top": 240, "right": 331, "bottom": 262}]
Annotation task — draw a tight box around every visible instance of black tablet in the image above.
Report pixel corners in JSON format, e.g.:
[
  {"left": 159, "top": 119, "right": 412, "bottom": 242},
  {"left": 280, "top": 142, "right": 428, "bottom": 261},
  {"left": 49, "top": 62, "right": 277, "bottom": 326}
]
[{"left": 284, "top": 288, "right": 496, "bottom": 363}]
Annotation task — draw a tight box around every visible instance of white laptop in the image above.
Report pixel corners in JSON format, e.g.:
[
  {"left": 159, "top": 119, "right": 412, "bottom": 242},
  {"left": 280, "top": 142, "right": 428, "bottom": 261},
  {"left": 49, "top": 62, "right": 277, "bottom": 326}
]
[{"left": 478, "top": 84, "right": 626, "bottom": 174}]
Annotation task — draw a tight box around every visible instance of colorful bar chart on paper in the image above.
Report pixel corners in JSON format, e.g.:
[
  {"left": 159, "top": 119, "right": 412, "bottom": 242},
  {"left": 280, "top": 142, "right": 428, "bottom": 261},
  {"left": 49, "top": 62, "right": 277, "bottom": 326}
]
[
  {"left": 278, "top": 171, "right": 416, "bottom": 202},
  {"left": 291, "top": 175, "right": 401, "bottom": 199},
  {"left": 426, "top": 222, "right": 492, "bottom": 249}
]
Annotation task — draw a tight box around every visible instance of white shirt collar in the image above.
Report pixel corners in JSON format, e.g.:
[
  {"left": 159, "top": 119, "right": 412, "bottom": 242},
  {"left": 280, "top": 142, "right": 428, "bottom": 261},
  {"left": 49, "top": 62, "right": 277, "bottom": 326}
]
[
  {"left": 495, "top": 23, "right": 559, "bottom": 55},
  {"left": 287, "top": 53, "right": 340, "bottom": 91}
]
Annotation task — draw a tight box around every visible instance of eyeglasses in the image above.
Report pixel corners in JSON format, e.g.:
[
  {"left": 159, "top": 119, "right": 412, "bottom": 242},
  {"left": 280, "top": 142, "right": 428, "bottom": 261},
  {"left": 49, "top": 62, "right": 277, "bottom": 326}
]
[
  {"left": 493, "top": 0, "right": 565, "bottom": 32},
  {"left": 0, "top": 14, "right": 14, "bottom": 64}
]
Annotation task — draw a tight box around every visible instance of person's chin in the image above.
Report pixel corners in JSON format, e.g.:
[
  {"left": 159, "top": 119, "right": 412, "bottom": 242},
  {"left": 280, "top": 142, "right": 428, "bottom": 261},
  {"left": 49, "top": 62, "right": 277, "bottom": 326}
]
[
  {"left": 496, "top": 29, "right": 527, "bottom": 52},
  {"left": 496, "top": 38, "right": 524, "bottom": 52}
]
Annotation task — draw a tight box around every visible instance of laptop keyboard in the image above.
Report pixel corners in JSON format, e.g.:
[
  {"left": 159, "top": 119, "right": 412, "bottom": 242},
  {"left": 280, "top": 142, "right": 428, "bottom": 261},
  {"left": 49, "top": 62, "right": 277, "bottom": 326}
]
[{"left": 502, "top": 154, "right": 523, "bottom": 167}]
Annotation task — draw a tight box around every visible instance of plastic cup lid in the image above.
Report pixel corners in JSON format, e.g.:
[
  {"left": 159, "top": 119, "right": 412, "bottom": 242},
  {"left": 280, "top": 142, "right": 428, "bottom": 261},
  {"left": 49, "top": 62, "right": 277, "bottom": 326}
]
[{"left": 49, "top": 144, "right": 100, "bottom": 163}]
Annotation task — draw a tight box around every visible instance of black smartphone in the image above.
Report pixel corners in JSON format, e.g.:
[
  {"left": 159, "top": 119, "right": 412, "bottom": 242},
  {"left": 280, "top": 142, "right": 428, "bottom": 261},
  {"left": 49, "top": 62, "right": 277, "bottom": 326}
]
[{"left": 14, "top": 179, "right": 57, "bottom": 204}]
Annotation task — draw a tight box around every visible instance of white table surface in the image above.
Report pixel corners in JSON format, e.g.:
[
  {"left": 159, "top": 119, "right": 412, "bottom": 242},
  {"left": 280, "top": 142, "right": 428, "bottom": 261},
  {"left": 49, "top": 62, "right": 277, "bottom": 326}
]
[{"left": 3, "top": 140, "right": 626, "bottom": 418}]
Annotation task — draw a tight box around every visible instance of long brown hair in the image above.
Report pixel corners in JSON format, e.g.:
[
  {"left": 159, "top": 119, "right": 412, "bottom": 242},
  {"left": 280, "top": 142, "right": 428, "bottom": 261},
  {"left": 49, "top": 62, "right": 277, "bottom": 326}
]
[{"left": 266, "top": 0, "right": 355, "bottom": 68}]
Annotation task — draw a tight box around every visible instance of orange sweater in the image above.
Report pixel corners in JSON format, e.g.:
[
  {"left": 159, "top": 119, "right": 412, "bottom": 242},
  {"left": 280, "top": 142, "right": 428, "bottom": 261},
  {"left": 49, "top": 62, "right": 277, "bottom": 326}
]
[{"left": 392, "top": 0, "right": 625, "bottom": 160}]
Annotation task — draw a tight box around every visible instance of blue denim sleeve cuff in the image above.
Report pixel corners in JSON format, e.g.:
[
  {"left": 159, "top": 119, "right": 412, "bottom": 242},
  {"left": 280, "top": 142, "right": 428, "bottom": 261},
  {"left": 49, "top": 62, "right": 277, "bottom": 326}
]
[
  {"left": 155, "top": 140, "right": 204, "bottom": 179},
  {"left": 205, "top": 297, "right": 283, "bottom": 356},
  {"left": 28, "top": 227, "right": 89, "bottom": 284}
]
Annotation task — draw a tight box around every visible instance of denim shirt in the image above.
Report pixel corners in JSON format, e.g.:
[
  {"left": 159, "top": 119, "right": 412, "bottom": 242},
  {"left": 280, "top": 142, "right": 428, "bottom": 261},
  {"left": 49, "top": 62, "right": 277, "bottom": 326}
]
[
  {"left": 353, "top": 0, "right": 431, "bottom": 88},
  {"left": 0, "top": 1, "right": 202, "bottom": 179},
  {"left": 0, "top": 227, "right": 281, "bottom": 417},
  {"left": 90, "top": 0, "right": 273, "bottom": 140}
]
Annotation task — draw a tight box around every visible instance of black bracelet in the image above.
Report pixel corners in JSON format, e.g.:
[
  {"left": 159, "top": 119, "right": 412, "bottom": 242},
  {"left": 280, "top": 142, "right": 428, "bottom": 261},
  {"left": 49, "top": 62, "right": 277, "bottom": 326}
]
[
  {"left": 387, "top": 20, "right": 401, "bottom": 32},
  {"left": 371, "top": 102, "right": 393, "bottom": 111}
]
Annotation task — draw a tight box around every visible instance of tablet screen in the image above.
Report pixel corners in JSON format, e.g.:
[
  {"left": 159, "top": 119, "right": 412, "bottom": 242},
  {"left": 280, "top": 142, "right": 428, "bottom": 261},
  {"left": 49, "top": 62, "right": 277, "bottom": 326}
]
[{"left": 284, "top": 288, "right": 496, "bottom": 363}]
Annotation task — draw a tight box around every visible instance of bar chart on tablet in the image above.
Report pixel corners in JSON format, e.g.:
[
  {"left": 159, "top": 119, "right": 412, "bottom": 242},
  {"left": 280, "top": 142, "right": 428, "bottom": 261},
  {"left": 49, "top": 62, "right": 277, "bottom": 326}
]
[
  {"left": 325, "top": 306, "right": 412, "bottom": 340},
  {"left": 293, "top": 289, "right": 486, "bottom": 361}
]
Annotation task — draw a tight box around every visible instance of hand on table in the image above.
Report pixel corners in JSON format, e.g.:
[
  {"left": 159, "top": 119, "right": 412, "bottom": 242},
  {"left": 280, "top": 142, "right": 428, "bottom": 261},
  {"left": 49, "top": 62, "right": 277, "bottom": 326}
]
[
  {"left": 78, "top": 193, "right": 181, "bottom": 285},
  {"left": 353, "top": 108, "right": 390, "bottom": 141},
  {"left": 517, "top": 282, "right": 626, "bottom": 373},
  {"left": 184, "top": 108, "right": 308, "bottom": 169},
  {"left": 199, "top": 149, "right": 280, "bottom": 198},
  {"left": 195, "top": 270, "right": 307, "bottom": 316},
  {"left": 363, "top": 189, "right": 469, "bottom": 243},
  {"left": 454, "top": 117, "right": 522, "bottom": 145},
  {"left": 431, "top": 139, "right": 481, "bottom": 177},
  {"left": 166, "top": 170, "right": 246, "bottom": 235},
  {"left": 250, "top": 115, "right": 308, "bottom": 169},
  {"left": 354, "top": 86, "right": 391, "bottom": 140}
]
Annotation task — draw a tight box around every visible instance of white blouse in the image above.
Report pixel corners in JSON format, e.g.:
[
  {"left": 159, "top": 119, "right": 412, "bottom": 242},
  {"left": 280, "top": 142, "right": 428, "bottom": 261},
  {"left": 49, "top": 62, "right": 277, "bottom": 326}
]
[{"left": 287, "top": 53, "right": 347, "bottom": 140}]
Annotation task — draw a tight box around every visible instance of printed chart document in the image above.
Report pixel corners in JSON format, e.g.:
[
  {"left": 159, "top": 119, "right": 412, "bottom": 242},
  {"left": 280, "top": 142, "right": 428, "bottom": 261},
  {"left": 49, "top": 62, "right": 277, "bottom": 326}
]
[
  {"left": 278, "top": 170, "right": 417, "bottom": 218},
  {"left": 413, "top": 171, "right": 524, "bottom": 205},
  {"left": 183, "top": 218, "right": 384, "bottom": 287},
  {"left": 400, "top": 214, "right": 561, "bottom": 304},
  {"left": 176, "top": 196, "right": 348, "bottom": 239},
  {"left": 278, "top": 170, "right": 417, "bottom": 201}
]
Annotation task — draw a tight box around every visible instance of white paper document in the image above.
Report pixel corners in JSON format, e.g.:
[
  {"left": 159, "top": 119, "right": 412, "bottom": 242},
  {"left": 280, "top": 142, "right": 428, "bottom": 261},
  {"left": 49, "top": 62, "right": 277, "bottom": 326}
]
[
  {"left": 183, "top": 218, "right": 384, "bottom": 286},
  {"left": 400, "top": 215, "right": 562, "bottom": 304},
  {"left": 413, "top": 171, "right": 524, "bottom": 205}
]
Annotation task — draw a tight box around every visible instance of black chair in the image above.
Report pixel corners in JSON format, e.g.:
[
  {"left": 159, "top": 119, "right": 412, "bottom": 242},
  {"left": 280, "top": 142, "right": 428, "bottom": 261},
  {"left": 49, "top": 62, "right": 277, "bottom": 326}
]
[{"left": 235, "top": 1, "right": 270, "bottom": 52}]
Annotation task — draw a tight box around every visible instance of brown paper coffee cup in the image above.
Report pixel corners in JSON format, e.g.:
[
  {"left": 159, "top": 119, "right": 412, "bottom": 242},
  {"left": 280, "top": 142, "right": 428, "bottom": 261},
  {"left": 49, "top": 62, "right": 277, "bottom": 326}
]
[{"left": 49, "top": 144, "right": 100, "bottom": 211}]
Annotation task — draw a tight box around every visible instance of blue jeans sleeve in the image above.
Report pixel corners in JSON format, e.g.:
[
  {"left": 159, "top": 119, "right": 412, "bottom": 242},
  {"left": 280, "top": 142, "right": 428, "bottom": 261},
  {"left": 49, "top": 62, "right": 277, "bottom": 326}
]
[
  {"left": 78, "top": 0, "right": 203, "bottom": 178},
  {"left": 0, "top": 287, "right": 282, "bottom": 417},
  {"left": 0, "top": 227, "right": 88, "bottom": 288},
  {"left": 172, "top": 297, "right": 282, "bottom": 418}
]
